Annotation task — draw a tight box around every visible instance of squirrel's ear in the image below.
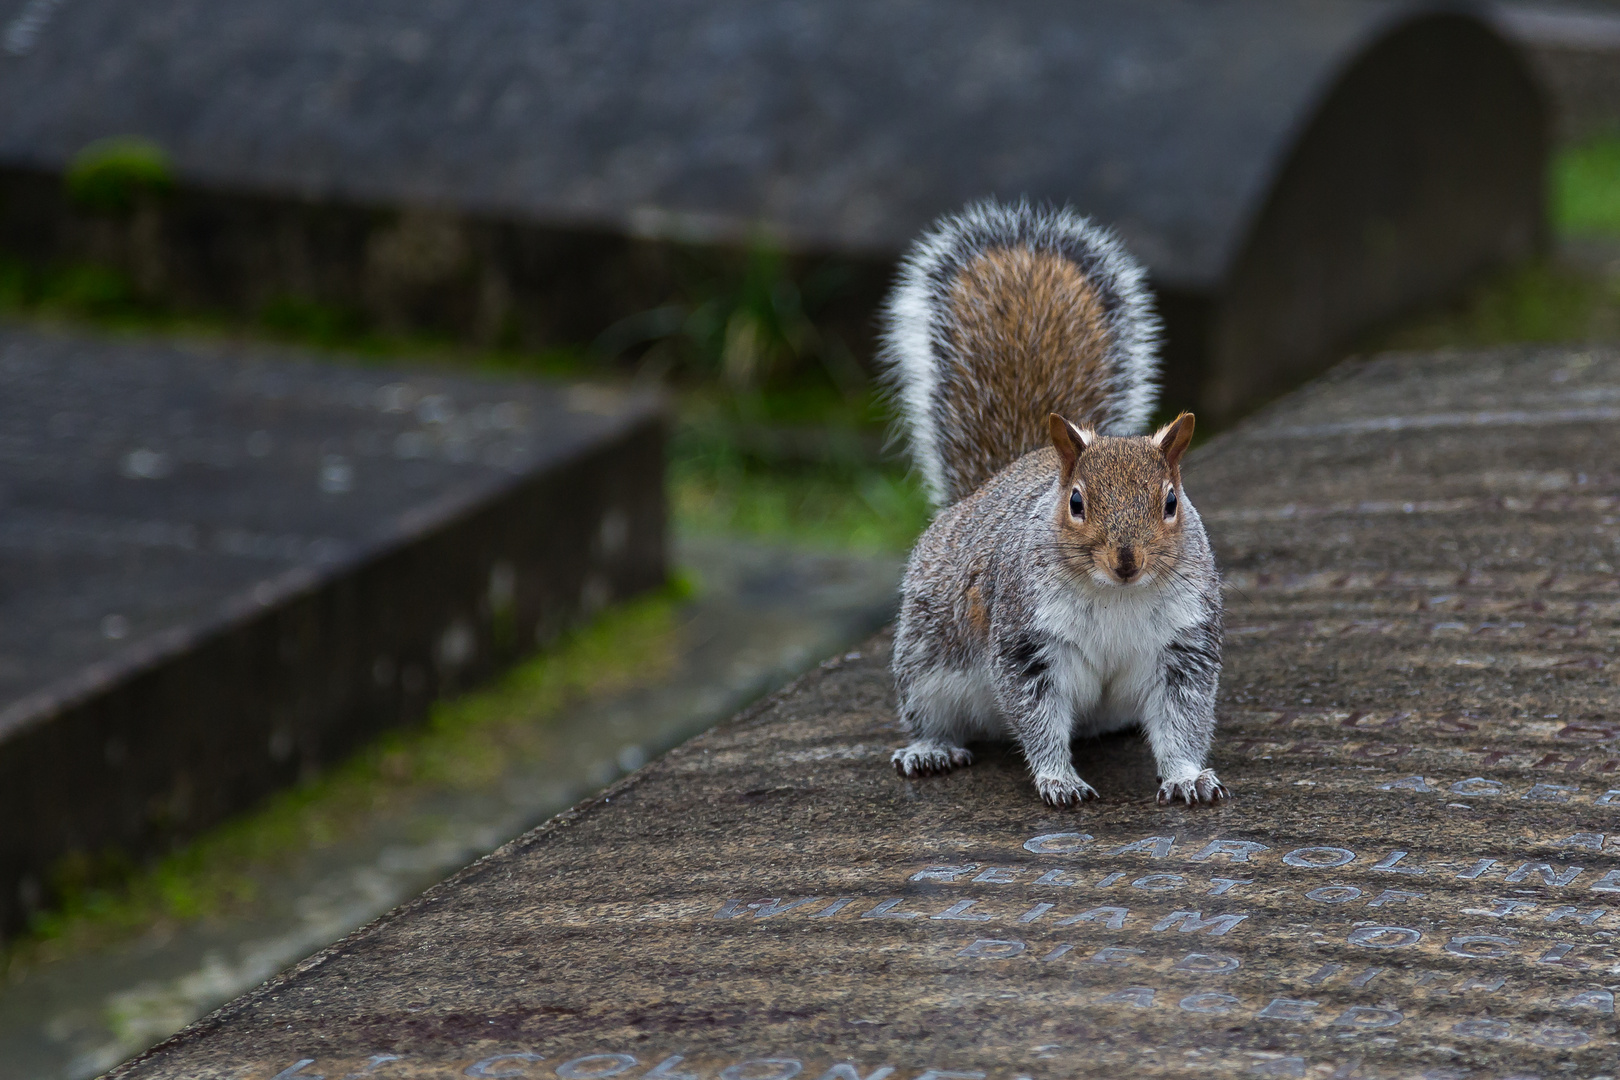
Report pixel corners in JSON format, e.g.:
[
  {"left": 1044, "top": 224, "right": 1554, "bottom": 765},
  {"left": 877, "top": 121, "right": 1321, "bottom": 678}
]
[
  {"left": 1152, "top": 411, "right": 1196, "bottom": 471},
  {"left": 1049, "top": 413, "right": 1091, "bottom": 472}
]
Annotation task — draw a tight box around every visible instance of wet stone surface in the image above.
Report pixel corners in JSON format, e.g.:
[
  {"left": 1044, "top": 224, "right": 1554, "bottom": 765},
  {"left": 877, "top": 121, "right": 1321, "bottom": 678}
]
[{"left": 116, "top": 347, "right": 1620, "bottom": 1079}]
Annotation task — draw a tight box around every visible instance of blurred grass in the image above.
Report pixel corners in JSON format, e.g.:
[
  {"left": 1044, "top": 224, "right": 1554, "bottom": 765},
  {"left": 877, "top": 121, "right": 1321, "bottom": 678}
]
[
  {"left": 1557, "top": 135, "right": 1620, "bottom": 237},
  {"left": 2, "top": 581, "right": 689, "bottom": 976},
  {"left": 1368, "top": 132, "right": 1620, "bottom": 351}
]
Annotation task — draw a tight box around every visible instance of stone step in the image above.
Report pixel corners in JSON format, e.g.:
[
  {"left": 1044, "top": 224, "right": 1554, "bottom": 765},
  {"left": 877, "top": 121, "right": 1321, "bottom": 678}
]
[
  {"left": 0, "top": 323, "right": 664, "bottom": 940},
  {"left": 109, "top": 344, "right": 1620, "bottom": 1078}
]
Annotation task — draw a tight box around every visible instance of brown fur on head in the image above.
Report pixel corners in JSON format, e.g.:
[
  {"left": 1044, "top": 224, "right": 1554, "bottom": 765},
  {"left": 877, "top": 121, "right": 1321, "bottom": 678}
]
[{"left": 1048, "top": 411, "right": 1194, "bottom": 586}]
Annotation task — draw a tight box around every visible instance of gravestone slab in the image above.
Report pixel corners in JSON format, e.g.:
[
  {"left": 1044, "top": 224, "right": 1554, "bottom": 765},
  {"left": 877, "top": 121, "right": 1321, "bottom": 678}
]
[
  {"left": 0, "top": 324, "right": 663, "bottom": 939},
  {"left": 108, "top": 345, "right": 1620, "bottom": 1078},
  {"left": 0, "top": 0, "right": 1544, "bottom": 423}
]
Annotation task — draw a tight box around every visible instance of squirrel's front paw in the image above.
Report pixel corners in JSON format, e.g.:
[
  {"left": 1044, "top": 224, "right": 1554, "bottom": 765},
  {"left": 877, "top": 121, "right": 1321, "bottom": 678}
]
[
  {"left": 1157, "top": 768, "right": 1229, "bottom": 807},
  {"left": 892, "top": 741, "right": 973, "bottom": 778},
  {"left": 1035, "top": 771, "right": 1099, "bottom": 809}
]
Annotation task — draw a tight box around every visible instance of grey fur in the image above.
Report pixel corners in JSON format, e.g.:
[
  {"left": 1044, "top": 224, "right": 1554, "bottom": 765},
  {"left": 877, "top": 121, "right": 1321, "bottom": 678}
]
[{"left": 882, "top": 200, "right": 1225, "bottom": 808}]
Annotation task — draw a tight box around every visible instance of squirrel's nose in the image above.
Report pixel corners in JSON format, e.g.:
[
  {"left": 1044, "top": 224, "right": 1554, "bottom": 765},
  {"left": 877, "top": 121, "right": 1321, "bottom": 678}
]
[{"left": 1115, "top": 546, "right": 1139, "bottom": 581}]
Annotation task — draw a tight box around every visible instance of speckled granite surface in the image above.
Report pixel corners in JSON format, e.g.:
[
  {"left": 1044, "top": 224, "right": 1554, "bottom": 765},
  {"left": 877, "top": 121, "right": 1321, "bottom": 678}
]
[{"left": 112, "top": 347, "right": 1620, "bottom": 1079}]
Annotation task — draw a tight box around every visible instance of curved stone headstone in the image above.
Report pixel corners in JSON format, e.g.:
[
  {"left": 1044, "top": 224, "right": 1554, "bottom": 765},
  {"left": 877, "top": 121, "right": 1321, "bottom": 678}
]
[{"left": 0, "top": 0, "right": 1544, "bottom": 422}]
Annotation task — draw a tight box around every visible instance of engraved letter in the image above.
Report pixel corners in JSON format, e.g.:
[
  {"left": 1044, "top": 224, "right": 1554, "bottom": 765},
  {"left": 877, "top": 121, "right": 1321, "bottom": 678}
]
[
  {"left": 1530, "top": 1025, "right": 1590, "bottom": 1048},
  {"left": 1376, "top": 775, "right": 1431, "bottom": 792},
  {"left": 1590, "top": 869, "right": 1620, "bottom": 892},
  {"left": 909, "top": 865, "right": 978, "bottom": 882},
  {"left": 1372, "top": 851, "right": 1425, "bottom": 875},
  {"left": 749, "top": 898, "right": 823, "bottom": 919},
  {"left": 1033, "top": 868, "right": 1083, "bottom": 887},
  {"left": 1456, "top": 859, "right": 1497, "bottom": 880},
  {"left": 1189, "top": 840, "right": 1269, "bottom": 863},
  {"left": 1132, "top": 874, "right": 1185, "bottom": 891},
  {"left": 956, "top": 938, "right": 1026, "bottom": 959},
  {"left": 1367, "top": 889, "right": 1423, "bottom": 908},
  {"left": 1522, "top": 783, "right": 1576, "bottom": 802},
  {"left": 861, "top": 899, "right": 918, "bottom": 919},
  {"left": 1096, "top": 987, "right": 1156, "bottom": 1007},
  {"left": 1504, "top": 862, "right": 1583, "bottom": 887},
  {"left": 1557, "top": 833, "right": 1605, "bottom": 850},
  {"left": 1257, "top": 999, "right": 1319, "bottom": 1021},
  {"left": 720, "top": 1061, "right": 802, "bottom": 1080},
  {"left": 1332, "top": 1006, "right": 1403, "bottom": 1029},
  {"left": 1111, "top": 837, "right": 1174, "bottom": 858},
  {"left": 1561, "top": 989, "right": 1616, "bottom": 1011},
  {"left": 557, "top": 1056, "right": 638, "bottom": 1079},
  {"left": 1305, "top": 886, "right": 1361, "bottom": 903},
  {"left": 1347, "top": 926, "right": 1422, "bottom": 949},
  {"left": 1537, "top": 943, "right": 1588, "bottom": 968},
  {"left": 1178, "top": 992, "right": 1238, "bottom": 1014},
  {"left": 1207, "top": 878, "right": 1251, "bottom": 896},
  {"left": 1088, "top": 947, "right": 1144, "bottom": 966},
  {"left": 1151, "top": 911, "right": 1249, "bottom": 936},
  {"left": 816, "top": 1066, "right": 897, "bottom": 1080},
  {"left": 1597, "top": 790, "right": 1620, "bottom": 806},
  {"left": 645, "top": 1058, "right": 699, "bottom": 1080},
  {"left": 1545, "top": 906, "right": 1607, "bottom": 924},
  {"left": 931, "top": 900, "right": 992, "bottom": 922},
  {"left": 809, "top": 898, "right": 855, "bottom": 918},
  {"left": 1462, "top": 899, "right": 1534, "bottom": 918},
  {"left": 1054, "top": 906, "right": 1129, "bottom": 929},
  {"left": 972, "top": 867, "right": 1019, "bottom": 884},
  {"left": 1282, "top": 847, "right": 1355, "bottom": 869},
  {"left": 1450, "top": 777, "right": 1506, "bottom": 796},
  {"left": 1173, "top": 952, "right": 1240, "bottom": 973},
  {"left": 275, "top": 1063, "right": 323, "bottom": 1080},
  {"left": 1018, "top": 903, "right": 1055, "bottom": 923},
  {"left": 1444, "top": 935, "right": 1515, "bottom": 958},
  {"left": 466, "top": 1055, "right": 544, "bottom": 1079},
  {"left": 1024, "top": 833, "right": 1094, "bottom": 854},
  {"left": 913, "top": 1071, "right": 986, "bottom": 1080}
]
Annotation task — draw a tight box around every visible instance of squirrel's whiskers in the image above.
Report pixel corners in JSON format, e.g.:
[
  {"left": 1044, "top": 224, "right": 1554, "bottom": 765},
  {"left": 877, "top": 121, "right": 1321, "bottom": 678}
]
[{"left": 880, "top": 199, "right": 1226, "bottom": 809}]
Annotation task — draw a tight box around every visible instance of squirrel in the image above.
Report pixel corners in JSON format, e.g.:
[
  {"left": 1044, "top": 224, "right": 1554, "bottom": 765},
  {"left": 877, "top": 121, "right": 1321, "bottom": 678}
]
[{"left": 878, "top": 199, "right": 1226, "bottom": 809}]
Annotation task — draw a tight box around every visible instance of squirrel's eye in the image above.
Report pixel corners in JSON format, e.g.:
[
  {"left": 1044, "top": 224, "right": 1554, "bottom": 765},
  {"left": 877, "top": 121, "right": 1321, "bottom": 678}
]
[
  {"left": 1069, "top": 488, "right": 1084, "bottom": 519},
  {"left": 1164, "top": 489, "right": 1178, "bottom": 519}
]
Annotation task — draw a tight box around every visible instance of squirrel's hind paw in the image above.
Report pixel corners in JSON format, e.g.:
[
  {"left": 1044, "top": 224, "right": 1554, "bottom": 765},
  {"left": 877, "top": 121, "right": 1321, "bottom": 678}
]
[
  {"left": 892, "top": 741, "right": 973, "bottom": 778},
  {"left": 1035, "top": 772, "right": 1099, "bottom": 809},
  {"left": 1157, "top": 769, "right": 1229, "bottom": 807}
]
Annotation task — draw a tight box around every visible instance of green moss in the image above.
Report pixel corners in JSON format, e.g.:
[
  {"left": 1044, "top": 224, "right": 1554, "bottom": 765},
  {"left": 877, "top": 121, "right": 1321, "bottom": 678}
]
[
  {"left": 259, "top": 295, "right": 364, "bottom": 347},
  {"left": 1556, "top": 135, "right": 1620, "bottom": 237},
  {"left": 66, "top": 137, "right": 174, "bottom": 214},
  {"left": 4, "top": 581, "right": 691, "bottom": 975}
]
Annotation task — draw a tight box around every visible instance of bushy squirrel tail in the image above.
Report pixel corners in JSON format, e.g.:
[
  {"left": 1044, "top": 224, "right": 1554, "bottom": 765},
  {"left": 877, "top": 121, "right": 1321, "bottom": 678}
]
[{"left": 879, "top": 199, "right": 1161, "bottom": 507}]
